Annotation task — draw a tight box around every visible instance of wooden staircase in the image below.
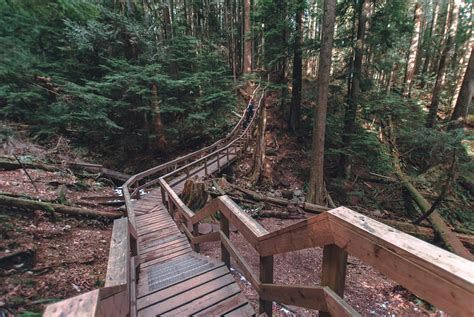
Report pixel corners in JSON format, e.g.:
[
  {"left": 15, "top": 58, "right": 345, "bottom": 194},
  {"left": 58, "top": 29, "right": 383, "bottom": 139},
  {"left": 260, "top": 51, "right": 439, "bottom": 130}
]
[{"left": 44, "top": 87, "right": 473, "bottom": 317}]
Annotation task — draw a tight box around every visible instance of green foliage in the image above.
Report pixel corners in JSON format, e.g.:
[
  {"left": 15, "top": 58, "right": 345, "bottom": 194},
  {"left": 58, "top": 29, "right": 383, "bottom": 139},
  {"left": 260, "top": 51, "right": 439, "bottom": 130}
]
[{"left": 0, "top": 0, "right": 235, "bottom": 156}]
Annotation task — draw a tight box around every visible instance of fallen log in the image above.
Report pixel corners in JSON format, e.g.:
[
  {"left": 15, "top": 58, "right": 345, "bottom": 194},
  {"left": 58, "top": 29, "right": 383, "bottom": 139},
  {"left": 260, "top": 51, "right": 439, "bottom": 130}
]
[
  {"left": 0, "top": 156, "right": 60, "bottom": 172},
  {"left": 230, "top": 184, "right": 330, "bottom": 213},
  {"left": 0, "top": 195, "right": 122, "bottom": 219},
  {"left": 66, "top": 162, "right": 130, "bottom": 184},
  {"left": 385, "top": 119, "right": 473, "bottom": 260}
]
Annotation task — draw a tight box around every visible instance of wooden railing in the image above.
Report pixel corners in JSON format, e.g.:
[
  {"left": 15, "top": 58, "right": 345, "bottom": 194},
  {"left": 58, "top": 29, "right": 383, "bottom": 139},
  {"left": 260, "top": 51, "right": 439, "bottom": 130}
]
[
  {"left": 154, "top": 87, "right": 474, "bottom": 316},
  {"left": 45, "top": 84, "right": 474, "bottom": 316},
  {"left": 159, "top": 193, "right": 474, "bottom": 316}
]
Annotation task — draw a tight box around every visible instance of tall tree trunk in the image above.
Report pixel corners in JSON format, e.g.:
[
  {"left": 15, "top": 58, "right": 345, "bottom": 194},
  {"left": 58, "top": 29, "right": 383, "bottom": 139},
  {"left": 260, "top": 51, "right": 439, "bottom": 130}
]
[
  {"left": 403, "top": 3, "right": 422, "bottom": 98},
  {"left": 163, "top": 3, "right": 172, "bottom": 39},
  {"left": 426, "top": 0, "right": 460, "bottom": 128},
  {"left": 339, "top": 0, "right": 370, "bottom": 178},
  {"left": 243, "top": 0, "right": 252, "bottom": 73},
  {"left": 308, "top": 0, "right": 336, "bottom": 205},
  {"left": 421, "top": 0, "right": 440, "bottom": 87},
  {"left": 150, "top": 83, "right": 167, "bottom": 152},
  {"left": 450, "top": 48, "right": 474, "bottom": 121},
  {"left": 289, "top": 2, "right": 304, "bottom": 132}
]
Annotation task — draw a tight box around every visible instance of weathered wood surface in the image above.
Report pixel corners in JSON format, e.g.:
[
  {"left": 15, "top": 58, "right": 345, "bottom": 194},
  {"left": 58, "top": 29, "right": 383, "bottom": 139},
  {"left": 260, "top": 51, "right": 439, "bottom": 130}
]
[
  {"left": 105, "top": 218, "right": 129, "bottom": 287},
  {"left": 328, "top": 207, "right": 474, "bottom": 316}
]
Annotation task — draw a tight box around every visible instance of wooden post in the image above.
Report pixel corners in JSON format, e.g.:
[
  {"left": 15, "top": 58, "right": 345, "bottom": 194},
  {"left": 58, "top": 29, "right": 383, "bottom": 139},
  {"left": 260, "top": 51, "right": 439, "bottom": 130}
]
[
  {"left": 217, "top": 153, "right": 221, "bottom": 170},
  {"left": 226, "top": 147, "right": 230, "bottom": 161},
  {"left": 193, "top": 223, "right": 200, "bottom": 253},
  {"left": 186, "top": 166, "right": 190, "bottom": 178},
  {"left": 169, "top": 200, "right": 175, "bottom": 217},
  {"left": 320, "top": 244, "right": 348, "bottom": 317},
  {"left": 160, "top": 186, "right": 168, "bottom": 210},
  {"left": 259, "top": 256, "right": 274, "bottom": 316},
  {"left": 204, "top": 157, "right": 208, "bottom": 175},
  {"left": 220, "top": 212, "right": 230, "bottom": 268}
]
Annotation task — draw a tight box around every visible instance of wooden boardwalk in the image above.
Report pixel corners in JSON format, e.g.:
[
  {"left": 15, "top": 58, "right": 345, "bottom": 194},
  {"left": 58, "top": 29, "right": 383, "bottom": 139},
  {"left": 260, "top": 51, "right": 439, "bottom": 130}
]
[{"left": 131, "top": 145, "right": 254, "bottom": 316}]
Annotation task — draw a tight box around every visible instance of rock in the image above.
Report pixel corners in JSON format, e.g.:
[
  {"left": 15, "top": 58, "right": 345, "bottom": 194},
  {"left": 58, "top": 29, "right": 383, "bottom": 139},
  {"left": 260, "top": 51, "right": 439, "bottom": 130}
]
[
  {"left": 281, "top": 190, "right": 293, "bottom": 199},
  {"left": 62, "top": 225, "right": 71, "bottom": 231},
  {"left": 294, "top": 189, "right": 304, "bottom": 197}
]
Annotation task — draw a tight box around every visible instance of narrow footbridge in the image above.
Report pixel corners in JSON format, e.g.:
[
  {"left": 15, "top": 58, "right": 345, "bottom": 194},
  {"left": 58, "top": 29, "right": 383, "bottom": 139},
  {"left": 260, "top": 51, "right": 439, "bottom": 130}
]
[{"left": 45, "top": 90, "right": 473, "bottom": 316}]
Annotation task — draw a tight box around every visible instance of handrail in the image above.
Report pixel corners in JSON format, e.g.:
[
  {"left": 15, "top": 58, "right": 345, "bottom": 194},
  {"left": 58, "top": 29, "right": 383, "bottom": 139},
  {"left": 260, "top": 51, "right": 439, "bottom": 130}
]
[
  {"left": 156, "top": 84, "right": 474, "bottom": 316},
  {"left": 162, "top": 190, "right": 474, "bottom": 316}
]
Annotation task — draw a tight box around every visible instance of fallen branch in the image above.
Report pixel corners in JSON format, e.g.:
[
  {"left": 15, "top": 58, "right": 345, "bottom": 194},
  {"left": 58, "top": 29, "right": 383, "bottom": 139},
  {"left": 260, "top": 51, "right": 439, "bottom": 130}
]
[
  {"left": 0, "top": 195, "right": 122, "bottom": 219},
  {"left": 67, "top": 162, "right": 130, "bottom": 184},
  {"left": 230, "top": 184, "right": 330, "bottom": 213},
  {"left": 385, "top": 118, "right": 473, "bottom": 260},
  {"left": 0, "top": 156, "right": 60, "bottom": 172},
  {"left": 413, "top": 149, "right": 456, "bottom": 224}
]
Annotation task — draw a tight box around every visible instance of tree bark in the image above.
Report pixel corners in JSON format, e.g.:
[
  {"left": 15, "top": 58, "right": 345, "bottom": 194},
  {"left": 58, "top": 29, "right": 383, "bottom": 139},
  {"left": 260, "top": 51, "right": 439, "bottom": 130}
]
[
  {"left": 0, "top": 195, "right": 122, "bottom": 219},
  {"left": 243, "top": 0, "right": 252, "bottom": 73},
  {"left": 289, "top": 2, "right": 304, "bottom": 132},
  {"left": 339, "top": 0, "right": 370, "bottom": 177},
  {"left": 307, "top": 0, "right": 336, "bottom": 205},
  {"left": 421, "top": 0, "right": 440, "bottom": 84},
  {"left": 180, "top": 179, "right": 208, "bottom": 211},
  {"left": 426, "top": 0, "right": 460, "bottom": 128},
  {"left": 150, "top": 83, "right": 168, "bottom": 152},
  {"left": 450, "top": 48, "right": 474, "bottom": 121},
  {"left": 403, "top": 3, "right": 423, "bottom": 97}
]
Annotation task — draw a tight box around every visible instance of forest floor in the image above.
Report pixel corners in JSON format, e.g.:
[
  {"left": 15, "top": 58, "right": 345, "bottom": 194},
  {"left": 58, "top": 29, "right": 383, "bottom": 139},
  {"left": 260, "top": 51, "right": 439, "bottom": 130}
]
[{"left": 0, "top": 131, "right": 118, "bottom": 315}]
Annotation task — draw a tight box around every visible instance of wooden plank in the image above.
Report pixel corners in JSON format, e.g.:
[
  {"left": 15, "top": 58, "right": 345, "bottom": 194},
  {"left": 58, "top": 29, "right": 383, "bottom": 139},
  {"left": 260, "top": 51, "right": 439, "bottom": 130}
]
[
  {"left": 221, "top": 215, "right": 231, "bottom": 268},
  {"left": 321, "top": 244, "right": 348, "bottom": 297},
  {"left": 259, "top": 284, "right": 327, "bottom": 312},
  {"left": 259, "top": 256, "right": 273, "bottom": 316},
  {"left": 220, "top": 231, "right": 260, "bottom": 289},
  {"left": 224, "top": 303, "right": 256, "bottom": 317},
  {"left": 137, "top": 274, "right": 237, "bottom": 316},
  {"left": 218, "top": 195, "right": 268, "bottom": 249},
  {"left": 140, "top": 248, "right": 193, "bottom": 268},
  {"left": 328, "top": 207, "right": 474, "bottom": 316},
  {"left": 137, "top": 223, "right": 179, "bottom": 237},
  {"left": 105, "top": 218, "right": 129, "bottom": 287},
  {"left": 140, "top": 236, "right": 188, "bottom": 254},
  {"left": 139, "top": 243, "right": 191, "bottom": 264},
  {"left": 323, "top": 287, "right": 360, "bottom": 317},
  {"left": 138, "top": 225, "right": 180, "bottom": 238},
  {"left": 139, "top": 238, "right": 189, "bottom": 258},
  {"left": 44, "top": 289, "right": 100, "bottom": 317},
  {"left": 137, "top": 265, "right": 228, "bottom": 309},
  {"left": 257, "top": 213, "right": 334, "bottom": 256},
  {"left": 194, "top": 293, "right": 249, "bottom": 316},
  {"left": 163, "top": 283, "right": 242, "bottom": 316},
  {"left": 137, "top": 221, "right": 175, "bottom": 232}
]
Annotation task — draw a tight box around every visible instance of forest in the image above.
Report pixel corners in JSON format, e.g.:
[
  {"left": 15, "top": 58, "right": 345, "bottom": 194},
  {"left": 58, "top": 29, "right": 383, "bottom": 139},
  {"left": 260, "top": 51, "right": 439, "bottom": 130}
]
[{"left": 0, "top": 0, "right": 473, "bottom": 316}]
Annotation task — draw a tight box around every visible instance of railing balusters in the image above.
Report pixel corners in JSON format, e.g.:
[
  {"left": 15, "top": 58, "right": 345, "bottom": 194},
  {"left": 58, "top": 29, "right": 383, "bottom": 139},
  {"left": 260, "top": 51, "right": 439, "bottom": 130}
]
[
  {"left": 259, "top": 256, "right": 274, "bottom": 316},
  {"left": 320, "top": 244, "right": 348, "bottom": 317},
  {"left": 193, "top": 223, "right": 200, "bottom": 252},
  {"left": 161, "top": 186, "right": 168, "bottom": 210},
  {"left": 220, "top": 212, "right": 230, "bottom": 268}
]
